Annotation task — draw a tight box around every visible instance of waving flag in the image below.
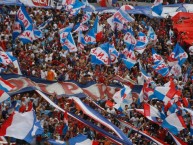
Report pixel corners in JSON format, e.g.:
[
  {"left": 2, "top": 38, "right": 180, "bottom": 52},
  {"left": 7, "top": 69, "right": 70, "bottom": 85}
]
[
  {"left": 173, "top": 43, "right": 188, "bottom": 66},
  {"left": 124, "top": 29, "right": 136, "bottom": 47},
  {"left": 154, "top": 86, "right": 176, "bottom": 104},
  {"left": 120, "top": 5, "right": 134, "bottom": 11},
  {"left": 48, "top": 140, "right": 66, "bottom": 145},
  {"left": 12, "top": 20, "right": 22, "bottom": 41},
  {"left": 113, "top": 86, "right": 131, "bottom": 106},
  {"left": 90, "top": 43, "right": 110, "bottom": 65},
  {"left": 113, "top": 9, "right": 134, "bottom": 24},
  {"left": 78, "top": 31, "right": 86, "bottom": 50},
  {"left": 84, "top": 28, "right": 96, "bottom": 44},
  {"left": 152, "top": 3, "right": 163, "bottom": 16},
  {"left": 134, "top": 32, "right": 148, "bottom": 54},
  {"left": 71, "top": 97, "right": 132, "bottom": 144},
  {"left": 18, "top": 25, "right": 34, "bottom": 44},
  {"left": 81, "top": 12, "right": 91, "bottom": 24},
  {"left": 59, "top": 24, "right": 74, "bottom": 43},
  {"left": 0, "top": 90, "right": 10, "bottom": 103},
  {"left": 161, "top": 112, "right": 186, "bottom": 135},
  {"left": 152, "top": 48, "right": 164, "bottom": 65},
  {"left": 147, "top": 26, "right": 157, "bottom": 41},
  {"left": 66, "top": 0, "right": 85, "bottom": 16},
  {"left": 169, "top": 132, "right": 188, "bottom": 145},
  {"left": 142, "top": 83, "right": 154, "bottom": 101},
  {"left": 144, "top": 103, "right": 161, "bottom": 118},
  {"left": 69, "top": 134, "right": 94, "bottom": 145},
  {"left": 17, "top": 5, "right": 33, "bottom": 30},
  {"left": 152, "top": 62, "right": 170, "bottom": 77},
  {"left": 140, "top": 67, "right": 154, "bottom": 84},
  {"left": 0, "top": 51, "right": 17, "bottom": 66},
  {"left": 62, "top": 33, "right": 77, "bottom": 52},
  {"left": 73, "top": 23, "right": 89, "bottom": 33},
  {"left": 33, "top": 27, "right": 43, "bottom": 39},
  {"left": 0, "top": 110, "right": 41, "bottom": 143},
  {"left": 122, "top": 47, "right": 137, "bottom": 69},
  {"left": 38, "top": 17, "right": 53, "bottom": 30},
  {"left": 98, "top": 0, "right": 117, "bottom": 7},
  {"left": 109, "top": 44, "right": 119, "bottom": 64},
  {"left": 0, "top": 77, "right": 15, "bottom": 92},
  {"left": 167, "top": 103, "right": 179, "bottom": 115},
  {"left": 170, "top": 64, "right": 182, "bottom": 77}
]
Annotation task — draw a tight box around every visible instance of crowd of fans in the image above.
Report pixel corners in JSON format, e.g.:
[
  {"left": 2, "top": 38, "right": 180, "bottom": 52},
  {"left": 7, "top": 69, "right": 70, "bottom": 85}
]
[{"left": 0, "top": 1, "right": 193, "bottom": 145}]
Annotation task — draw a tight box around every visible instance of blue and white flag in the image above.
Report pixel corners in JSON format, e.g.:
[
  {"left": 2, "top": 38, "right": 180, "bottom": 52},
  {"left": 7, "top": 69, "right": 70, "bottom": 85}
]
[
  {"left": 66, "top": 0, "right": 85, "bottom": 16},
  {"left": 62, "top": 33, "right": 77, "bottom": 52},
  {"left": 81, "top": 12, "right": 91, "bottom": 24},
  {"left": 84, "top": 28, "right": 96, "bottom": 45},
  {"left": 134, "top": 32, "right": 148, "bottom": 54},
  {"left": 122, "top": 47, "right": 137, "bottom": 69},
  {"left": 17, "top": 5, "right": 33, "bottom": 30},
  {"left": 12, "top": 20, "right": 22, "bottom": 41},
  {"left": 59, "top": 24, "right": 74, "bottom": 43},
  {"left": 18, "top": 25, "right": 34, "bottom": 44},
  {"left": 152, "top": 3, "right": 163, "bottom": 16},
  {"left": 147, "top": 26, "right": 157, "bottom": 41},
  {"left": 38, "top": 17, "right": 53, "bottom": 30},
  {"left": 78, "top": 31, "right": 86, "bottom": 50},
  {"left": 113, "top": 9, "right": 135, "bottom": 24},
  {"left": 124, "top": 29, "right": 136, "bottom": 47},
  {"left": 90, "top": 43, "right": 110, "bottom": 65},
  {"left": 34, "top": 28, "right": 43, "bottom": 39},
  {"left": 0, "top": 51, "right": 17, "bottom": 66},
  {"left": 113, "top": 17, "right": 124, "bottom": 31},
  {"left": 173, "top": 43, "right": 188, "bottom": 66},
  {"left": 109, "top": 43, "right": 119, "bottom": 64},
  {"left": 48, "top": 139, "right": 66, "bottom": 145},
  {"left": 140, "top": 67, "right": 154, "bottom": 85},
  {"left": 152, "top": 48, "right": 164, "bottom": 65},
  {"left": 73, "top": 23, "right": 89, "bottom": 33},
  {"left": 152, "top": 62, "right": 170, "bottom": 77}
]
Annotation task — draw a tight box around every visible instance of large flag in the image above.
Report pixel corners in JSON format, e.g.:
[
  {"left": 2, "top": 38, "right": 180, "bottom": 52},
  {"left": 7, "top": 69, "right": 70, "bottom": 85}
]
[
  {"left": 62, "top": 33, "right": 77, "bottom": 52},
  {"left": 69, "top": 134, "right": 95, "bottom": 145},
  {"left": 144, "top": 103, "right": 161, "bottom": 118},
  {"left": 122, "top": 47, "right": 137, "bottom": 69},
  {"left": 17, "top": 5, "right": 33, "bottom": 30},
  {"left": 0, "top": 110, "right": 43, "bottom": 143},
  {"left": 152, "top": 2, "right": 163, "bottom": 16},
  {"left": 173, "top": 43, "right": 188, "bottom": 66},
  {"left": 70, "top": 97, "right": 132, "bottom": 144},
  {"left": 0, "top": 77, "right": 15, "bottom": 92},
  {"left": 84, "top": 28, "right": 96, "bottom": 45},
  {"left": 153, "top": 86, "right": 176, "bottom": 104},
  {"left": 147, "top": 26, "right": 157, "bottom": 41},
  {"left": 152, "top": 48, "right": 164, "bottom": 65},
  {"left": 109, "top": 44, "right": 119, "bottom": 64},
  {"left": 12, "top": 20, "right": 22, "bottom": 41},
  {"left": 81, "top": 12, "right": 91, "bottom": 24},
  {"left": 59, "top": 24, "right": 74, "bottom": 43},
  {"left": 0, "top": 90, "right": 11, "bottom": 103},
  {"left": 124, "top": 29, "right": 136, "bottom": 47},
  {"left": 38, "top": 17, "right": 53, "bottom": 30},
  {"left": 113, "top": 86, "right": 131, "bottom": 106},
  {"left": 0, "top": 51, "right": 17, "bottom": 66},
  {"left": 161, "top": 112, "right": 186, "bottom": 135},
  {"left": 152, "top": 62, "right": 170, "bottom": 77},
  {"left": 134, "top": 32, "right": 148, "bottom": 54},
  {"left": 66, "top": 0, "right": 85, "bottom": 16},
  {"left": 120, "top": 5, "right": 134, "bottom": 11},
  {"left": 18, "top": 25, "right": 35, "bottom": 44},
  {"left": 113, "top": 9, "right": 135, "bottom": 24},
  {"left": 90, "top": 43, "right": 110, "bottom": 65}
]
